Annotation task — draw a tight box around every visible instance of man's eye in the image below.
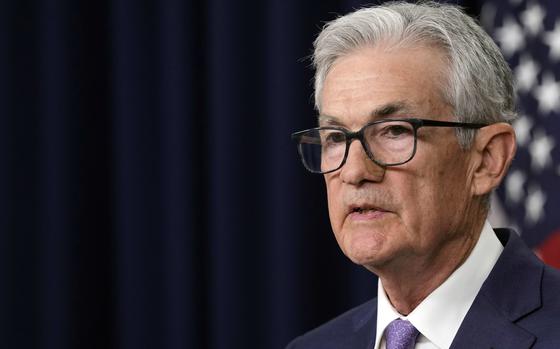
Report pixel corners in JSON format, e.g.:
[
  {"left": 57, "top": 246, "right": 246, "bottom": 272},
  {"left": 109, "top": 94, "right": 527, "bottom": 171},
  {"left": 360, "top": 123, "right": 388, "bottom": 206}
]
[
  {"left": 381, "top": 125, "right": 413, "bottom": 138},
  {"left": 324, "top": 132, "right": 345, "bottom": 143}
]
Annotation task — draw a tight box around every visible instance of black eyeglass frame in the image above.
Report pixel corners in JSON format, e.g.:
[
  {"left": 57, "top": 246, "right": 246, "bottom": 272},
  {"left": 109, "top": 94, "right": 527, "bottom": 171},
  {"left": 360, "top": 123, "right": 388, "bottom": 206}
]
[{"left": 291, "top": 118, "right": 488, "bottom": 174}]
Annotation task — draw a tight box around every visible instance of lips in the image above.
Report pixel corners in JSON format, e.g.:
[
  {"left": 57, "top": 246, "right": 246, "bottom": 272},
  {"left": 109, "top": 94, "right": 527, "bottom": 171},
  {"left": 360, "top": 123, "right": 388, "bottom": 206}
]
[
  {"left": 347, "top": 204, "right": 389, "bottom": 221},
  {"left": 348, "top": 204, "right": 386, "bottom": 214}
]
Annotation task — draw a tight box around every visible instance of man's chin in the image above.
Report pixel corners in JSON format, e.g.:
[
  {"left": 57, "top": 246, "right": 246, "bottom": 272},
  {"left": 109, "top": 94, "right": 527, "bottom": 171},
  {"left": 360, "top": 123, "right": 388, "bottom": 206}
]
[
  {"left": 343, "top": 238, "right": 387, "bottom": 267},
  {"left": 336, "top": 220, "right": 400, "bottom": 265}
]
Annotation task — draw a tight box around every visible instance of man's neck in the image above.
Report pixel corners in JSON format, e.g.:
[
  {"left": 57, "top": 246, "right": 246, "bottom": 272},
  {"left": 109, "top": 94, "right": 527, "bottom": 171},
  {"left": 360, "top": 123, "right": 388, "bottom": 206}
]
[{"left": 371, "top": 218, "right": 485, "bottom": 315}]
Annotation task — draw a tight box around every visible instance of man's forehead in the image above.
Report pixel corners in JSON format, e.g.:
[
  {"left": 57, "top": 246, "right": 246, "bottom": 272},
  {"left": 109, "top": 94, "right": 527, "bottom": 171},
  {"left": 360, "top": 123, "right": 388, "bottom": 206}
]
[{"left": 318, "top": 45, "right": 451, "bottom": 127}]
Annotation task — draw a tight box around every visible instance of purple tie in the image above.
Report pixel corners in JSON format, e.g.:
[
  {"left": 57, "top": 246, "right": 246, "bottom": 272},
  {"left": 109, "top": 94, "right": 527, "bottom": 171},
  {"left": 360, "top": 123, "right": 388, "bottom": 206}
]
[{"left": 385, "top": 319, "right": 420, "bottom": 349}]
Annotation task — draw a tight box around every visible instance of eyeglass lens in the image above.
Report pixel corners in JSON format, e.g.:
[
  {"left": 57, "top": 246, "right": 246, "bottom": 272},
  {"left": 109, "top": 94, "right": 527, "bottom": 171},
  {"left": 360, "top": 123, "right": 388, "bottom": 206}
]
[{"left": 298, "top": 120, "right": 416, "bottom": 173}]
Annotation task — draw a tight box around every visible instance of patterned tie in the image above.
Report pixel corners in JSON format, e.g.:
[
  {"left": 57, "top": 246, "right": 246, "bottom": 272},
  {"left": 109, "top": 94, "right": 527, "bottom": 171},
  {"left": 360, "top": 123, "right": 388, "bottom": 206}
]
[{"left": 385, "top": 319, "right": 420, "bottom": 349}]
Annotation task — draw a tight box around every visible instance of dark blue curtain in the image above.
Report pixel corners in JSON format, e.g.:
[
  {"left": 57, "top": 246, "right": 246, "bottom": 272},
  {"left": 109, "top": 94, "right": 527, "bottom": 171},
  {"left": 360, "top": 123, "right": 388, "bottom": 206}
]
[{"left": 3, "top": 0, "right": 476, "bottom": 348}]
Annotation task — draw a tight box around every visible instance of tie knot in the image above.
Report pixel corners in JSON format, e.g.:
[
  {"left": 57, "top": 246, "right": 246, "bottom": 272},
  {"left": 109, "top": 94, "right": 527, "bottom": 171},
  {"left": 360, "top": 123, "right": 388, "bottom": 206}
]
[{"left": 385, "top": 319, "right": 419, "bottom": 349}]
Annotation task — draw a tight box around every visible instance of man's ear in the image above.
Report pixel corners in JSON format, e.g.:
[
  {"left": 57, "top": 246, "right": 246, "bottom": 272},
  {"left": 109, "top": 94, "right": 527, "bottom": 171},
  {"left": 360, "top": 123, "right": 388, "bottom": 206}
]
[{"left": 471, "top": 123, "right": 517, "bottom": 196}]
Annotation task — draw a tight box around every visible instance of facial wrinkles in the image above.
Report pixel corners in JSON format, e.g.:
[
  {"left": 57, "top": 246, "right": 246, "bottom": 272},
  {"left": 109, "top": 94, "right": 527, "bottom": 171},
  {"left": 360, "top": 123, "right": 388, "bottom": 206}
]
[
  {"left": 323, "top": 59, "right": 399, "bottom": 117},
  {"left": 326, "top": 85, "right": 442, "bottom": 130}
]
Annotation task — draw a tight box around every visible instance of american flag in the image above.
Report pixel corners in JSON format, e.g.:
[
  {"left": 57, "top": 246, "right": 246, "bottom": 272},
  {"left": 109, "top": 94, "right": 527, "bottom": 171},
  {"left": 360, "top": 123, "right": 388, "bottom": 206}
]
[{"left": 481, "top": 0, "right": 560, "bottom": 268}]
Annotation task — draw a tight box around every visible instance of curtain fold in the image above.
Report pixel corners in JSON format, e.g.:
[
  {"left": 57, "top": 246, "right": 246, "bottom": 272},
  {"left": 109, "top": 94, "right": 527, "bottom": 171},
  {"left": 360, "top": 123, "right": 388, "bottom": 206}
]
[{"left": 38, "top": 1, "right": 72, "bottom": 348}]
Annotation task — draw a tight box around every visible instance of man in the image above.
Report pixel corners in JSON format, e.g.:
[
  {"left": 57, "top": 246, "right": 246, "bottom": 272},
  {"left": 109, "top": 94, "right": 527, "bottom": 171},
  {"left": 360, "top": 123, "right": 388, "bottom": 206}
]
[{"left": 288, "top": 2, "right": 560, "bottom": 349}]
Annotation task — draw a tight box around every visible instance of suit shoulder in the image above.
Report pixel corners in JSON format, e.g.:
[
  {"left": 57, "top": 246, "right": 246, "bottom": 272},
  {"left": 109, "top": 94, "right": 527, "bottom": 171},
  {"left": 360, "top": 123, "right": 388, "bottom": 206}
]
[
  {"left": 542, "top": 264, "right": 560, "bottom": 285},
  {"left": 540, "top": 264, "right": 560, "bottom": 310},
  {"left": 516, "top": 265, "right": 560, "bottom": 348},
  {"left": 286, "top": 298, "right": 377, "bottom": 349}
]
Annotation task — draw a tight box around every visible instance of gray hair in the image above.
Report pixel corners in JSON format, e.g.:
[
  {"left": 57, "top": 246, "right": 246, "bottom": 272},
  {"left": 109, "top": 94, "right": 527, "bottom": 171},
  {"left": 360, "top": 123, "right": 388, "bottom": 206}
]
[{"left": 313, "top": 1, "right": 516, "bottom": 148}]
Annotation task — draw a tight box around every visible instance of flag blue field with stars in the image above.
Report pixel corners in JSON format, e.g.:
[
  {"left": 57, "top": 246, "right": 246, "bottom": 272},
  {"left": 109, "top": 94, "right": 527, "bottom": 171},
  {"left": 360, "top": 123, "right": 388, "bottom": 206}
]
[{"left": 481, "top": 0, "right": 560, "bottom": 268}]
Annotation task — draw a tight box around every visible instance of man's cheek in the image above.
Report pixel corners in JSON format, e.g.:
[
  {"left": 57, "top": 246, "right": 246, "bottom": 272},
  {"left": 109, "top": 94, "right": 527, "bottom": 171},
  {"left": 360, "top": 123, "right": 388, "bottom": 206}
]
[{"left": 329, "top": 202, "right": 344, "bottom": 230}]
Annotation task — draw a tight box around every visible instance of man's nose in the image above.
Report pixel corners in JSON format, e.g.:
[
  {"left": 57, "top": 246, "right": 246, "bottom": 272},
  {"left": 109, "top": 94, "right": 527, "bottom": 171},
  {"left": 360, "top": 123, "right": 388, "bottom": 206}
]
[{"left": 339, "top": 140, "right": 385, "bottom": 185}]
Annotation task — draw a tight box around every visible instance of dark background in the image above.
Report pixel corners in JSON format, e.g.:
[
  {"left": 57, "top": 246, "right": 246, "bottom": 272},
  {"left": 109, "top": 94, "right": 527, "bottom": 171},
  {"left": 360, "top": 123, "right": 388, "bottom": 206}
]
[{"left": 2, "top": 1, "right": 481, "bottom": 348}]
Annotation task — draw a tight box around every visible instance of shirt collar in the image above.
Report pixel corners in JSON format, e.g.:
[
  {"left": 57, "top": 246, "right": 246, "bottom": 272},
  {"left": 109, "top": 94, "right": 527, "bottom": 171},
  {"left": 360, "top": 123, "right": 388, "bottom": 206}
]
[{"left": 374, "top": 221, "right": 503, "bottom": 349}]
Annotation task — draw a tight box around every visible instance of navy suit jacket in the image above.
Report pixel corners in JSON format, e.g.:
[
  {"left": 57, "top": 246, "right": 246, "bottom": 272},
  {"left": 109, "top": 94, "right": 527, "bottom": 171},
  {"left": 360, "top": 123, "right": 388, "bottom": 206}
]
[{"left": 287, "top": 229, "right": 560, "bottom": 348}]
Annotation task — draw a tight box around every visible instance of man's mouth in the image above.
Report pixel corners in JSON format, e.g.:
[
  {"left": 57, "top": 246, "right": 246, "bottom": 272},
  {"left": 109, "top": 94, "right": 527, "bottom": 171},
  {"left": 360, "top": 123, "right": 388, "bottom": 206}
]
[
  {"left": 351, "top": 207, "right": 377, "bottom": 213},
  {"left": 347, "top": 205, "right": 389, "bottom": 220}
]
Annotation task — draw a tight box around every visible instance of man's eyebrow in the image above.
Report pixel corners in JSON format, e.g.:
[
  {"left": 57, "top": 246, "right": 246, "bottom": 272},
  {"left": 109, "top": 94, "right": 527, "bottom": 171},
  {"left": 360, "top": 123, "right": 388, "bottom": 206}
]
[
  {"left": 317, "top": 114, "right": 334, "bottom": 125},
  {"left": 370, "top": 101, "right": 410, "bottom": 118},
  {"left": 317, "top": 115, "right": 343, "bottom": 126},
  {"left": 317, "top": 101, "right": 412, "bottom": 126}
]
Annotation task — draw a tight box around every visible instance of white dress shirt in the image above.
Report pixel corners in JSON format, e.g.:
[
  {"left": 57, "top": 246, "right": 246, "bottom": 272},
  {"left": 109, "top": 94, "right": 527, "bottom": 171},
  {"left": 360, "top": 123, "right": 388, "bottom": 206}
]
[{"left": 374, "top": 220, "right": 504, "bottom": 349}]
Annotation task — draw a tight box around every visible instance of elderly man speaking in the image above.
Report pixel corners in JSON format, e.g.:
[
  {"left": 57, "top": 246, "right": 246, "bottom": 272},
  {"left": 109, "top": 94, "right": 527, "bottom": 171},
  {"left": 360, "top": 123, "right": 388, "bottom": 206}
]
[{"left": 288, "top": 2, "right": 560, "bottom": 348}]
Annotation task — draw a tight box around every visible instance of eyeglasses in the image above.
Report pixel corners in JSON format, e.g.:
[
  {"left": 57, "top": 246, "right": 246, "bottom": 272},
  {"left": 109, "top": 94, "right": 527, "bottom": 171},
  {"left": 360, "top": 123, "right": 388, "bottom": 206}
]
[{"left": 291, "top": 118, "right": 487, "bottom": 174}]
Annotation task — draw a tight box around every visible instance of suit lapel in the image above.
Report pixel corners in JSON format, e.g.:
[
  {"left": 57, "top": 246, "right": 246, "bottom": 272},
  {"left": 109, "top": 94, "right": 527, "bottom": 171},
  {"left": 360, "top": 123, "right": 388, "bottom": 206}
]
[
  {"left": 346, "top": 298, "right": 378, "bottom": 349},
  {"left": 450, "top": 229, "right": 542, "bottom": 349},
  {"left": 450, "top": 292, "right": 535, "bottom": 349}
]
